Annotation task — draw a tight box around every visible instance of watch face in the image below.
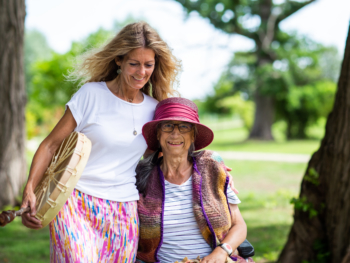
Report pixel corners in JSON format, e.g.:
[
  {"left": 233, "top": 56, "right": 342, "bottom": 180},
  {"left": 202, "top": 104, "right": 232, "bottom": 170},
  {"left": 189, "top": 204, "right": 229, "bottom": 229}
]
[{"left": 220, "top": 243, "right": 233, "bottom": 255}]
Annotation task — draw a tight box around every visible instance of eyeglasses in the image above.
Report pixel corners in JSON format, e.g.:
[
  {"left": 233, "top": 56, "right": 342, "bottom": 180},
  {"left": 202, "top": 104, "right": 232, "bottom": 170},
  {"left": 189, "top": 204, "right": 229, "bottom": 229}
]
[{"left": 160, "top": 122, "right": 193, "bottom": 133}]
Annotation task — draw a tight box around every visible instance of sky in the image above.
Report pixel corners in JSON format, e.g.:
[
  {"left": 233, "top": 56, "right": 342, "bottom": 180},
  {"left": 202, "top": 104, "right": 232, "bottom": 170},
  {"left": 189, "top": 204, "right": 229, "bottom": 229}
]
[{"left": 25, "top": 0, "right": 350, "bottom": 99}]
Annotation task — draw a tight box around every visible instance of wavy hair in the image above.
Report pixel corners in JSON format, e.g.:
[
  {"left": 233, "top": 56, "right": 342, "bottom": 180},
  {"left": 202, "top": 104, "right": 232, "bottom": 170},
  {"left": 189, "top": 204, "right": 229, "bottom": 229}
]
[{"left": 68, "top": 21, "right": 181, "bottom": 101}]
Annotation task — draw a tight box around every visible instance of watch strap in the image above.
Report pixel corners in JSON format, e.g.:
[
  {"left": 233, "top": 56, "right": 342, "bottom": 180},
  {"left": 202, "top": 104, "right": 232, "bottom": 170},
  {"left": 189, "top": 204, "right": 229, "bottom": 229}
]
[{"left": 219, "top": 243, "right": 233, "bottom": 256}]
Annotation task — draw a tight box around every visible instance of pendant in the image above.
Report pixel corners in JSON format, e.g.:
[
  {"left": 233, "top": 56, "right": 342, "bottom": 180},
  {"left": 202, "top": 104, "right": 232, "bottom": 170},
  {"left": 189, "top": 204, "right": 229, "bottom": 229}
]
[{"left": 133, "top": 130, "right": 137, "bottom": 136}]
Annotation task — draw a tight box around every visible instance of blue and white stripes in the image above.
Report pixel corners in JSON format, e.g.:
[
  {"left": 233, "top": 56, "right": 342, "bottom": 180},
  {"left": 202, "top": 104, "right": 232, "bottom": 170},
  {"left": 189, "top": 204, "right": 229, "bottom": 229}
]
[{"left": 157, "top": 176, "right": 240, "bottom": 263}]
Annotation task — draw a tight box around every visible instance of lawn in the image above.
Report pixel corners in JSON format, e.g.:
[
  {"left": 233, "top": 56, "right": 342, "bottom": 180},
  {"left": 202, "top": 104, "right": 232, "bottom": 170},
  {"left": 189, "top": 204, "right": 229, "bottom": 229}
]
[
  {"left": 202, "top": 115, "right": 323, "bottom": 155},
  {"left": 203, "top": 119, "right": 316, "bottom": 262},
  {"left": 0, "top": 160, "right": 307, "bottom": 263},
  {"left": 0, "top": 118, "right": 319, "bottom": 263},
  {"left": 224, "top": 160, "right": 307, "bottom": 262},
  {"left": 208, "top": 127, "right": 320, "bottom": 154},
  {"left": 0, "top": 217, "right": 50, "bottom": 263}
]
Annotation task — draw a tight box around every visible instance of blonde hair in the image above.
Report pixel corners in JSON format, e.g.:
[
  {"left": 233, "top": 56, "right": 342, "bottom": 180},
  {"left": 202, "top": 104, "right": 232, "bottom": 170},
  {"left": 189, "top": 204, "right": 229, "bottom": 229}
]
[{"left": 68, "top": 21, "right": 181, "bottom": 101}]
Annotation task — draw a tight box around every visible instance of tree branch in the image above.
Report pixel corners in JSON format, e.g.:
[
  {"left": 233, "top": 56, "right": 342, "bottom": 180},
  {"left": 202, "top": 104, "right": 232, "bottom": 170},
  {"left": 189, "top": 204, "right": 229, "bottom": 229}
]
[
  {"left": 230, "top": 19, "right": 256, "bottom": 40},
  {"left": 261, "top": 12, "right": 279, "bottom": 51},
  {"left": 276, "top": 0, "right": 316, "bottom": 24}
]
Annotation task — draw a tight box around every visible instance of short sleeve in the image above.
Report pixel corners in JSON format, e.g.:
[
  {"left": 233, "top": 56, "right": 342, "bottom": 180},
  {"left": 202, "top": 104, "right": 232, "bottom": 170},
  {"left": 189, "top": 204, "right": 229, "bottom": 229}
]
[
  {"left": 227, "top": 185, "right": 241, "bottom": 204},
  {"left": 65, "top": 84, "right": 91, "bottom": 129},
  {"left": 208, "top": 151, "right": 241, "bottom": 204}
]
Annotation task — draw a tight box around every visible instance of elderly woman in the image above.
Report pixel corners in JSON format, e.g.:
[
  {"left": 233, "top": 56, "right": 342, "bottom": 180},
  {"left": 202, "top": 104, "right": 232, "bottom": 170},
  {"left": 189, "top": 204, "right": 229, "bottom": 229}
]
[
  {"left": 21, "top": 22, "right": 181, "bottom": 262},
  {"left": 136, "top": 98, "right": 254, "bottom": 263}
]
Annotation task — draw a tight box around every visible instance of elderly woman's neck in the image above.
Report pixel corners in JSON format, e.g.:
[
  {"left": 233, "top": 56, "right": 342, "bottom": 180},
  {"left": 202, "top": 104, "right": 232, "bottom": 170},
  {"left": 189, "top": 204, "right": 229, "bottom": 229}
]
[{"left": 160, "top": 154, "right": 192, "bottom": 185}]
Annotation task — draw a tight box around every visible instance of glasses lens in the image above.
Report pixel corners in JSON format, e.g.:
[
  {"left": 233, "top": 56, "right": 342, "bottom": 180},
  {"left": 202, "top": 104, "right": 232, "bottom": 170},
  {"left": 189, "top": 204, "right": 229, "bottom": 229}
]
[
  {"left": 161, "top": 123, "right": 174, "bottom": 132},
  {"left": 160, "top": 122, "right": 193, "bottom": 133},
  {"left": 179, "top": 123, "right": 193, "bottom": 132}
]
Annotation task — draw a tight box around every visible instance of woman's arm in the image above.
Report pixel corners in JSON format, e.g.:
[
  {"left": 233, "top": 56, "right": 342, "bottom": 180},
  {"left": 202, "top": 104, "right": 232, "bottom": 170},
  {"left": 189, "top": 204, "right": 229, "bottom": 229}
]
[
  {"left": 211, "top": 152, "right": 239, "bottom": 194},
  {"left": 201, "top": 204, "right": 247, "bottom": 263},
  {"left": 21, "top": 108, "right": 77, "bottom": 229}
]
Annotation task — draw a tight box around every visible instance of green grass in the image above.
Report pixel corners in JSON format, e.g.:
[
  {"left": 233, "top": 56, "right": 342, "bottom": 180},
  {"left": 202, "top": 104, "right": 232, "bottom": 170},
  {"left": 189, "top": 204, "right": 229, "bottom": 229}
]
[
  {"left": 205, "top": 127, "right": 321, "bottom": 155},
  {"left": 1, "top": 117, "right": 314, "bottom": 263},
  {"left": 0, "top": 217, "right": 50, "bottom": 263},
  {"left": 223, "top": 160, "right": 306, "bottom": 194},
  {"left": 225, "top": 159, "right": 305, "bottom": 262},
  {"left": 0, "top": 160, "right": 306, "bottom": 263},
  {"left": 201, "top": 115, "right": 323, "bottom": 155},
  {"left": 240, "top": 194, "right": 295, "bottom": 262}
]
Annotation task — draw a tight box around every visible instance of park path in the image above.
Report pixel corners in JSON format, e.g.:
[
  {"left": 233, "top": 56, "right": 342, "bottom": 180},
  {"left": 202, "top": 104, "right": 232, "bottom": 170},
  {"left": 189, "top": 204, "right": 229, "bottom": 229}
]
[{"left": 217, "top": 151, "right": 311, "bottom": 163}]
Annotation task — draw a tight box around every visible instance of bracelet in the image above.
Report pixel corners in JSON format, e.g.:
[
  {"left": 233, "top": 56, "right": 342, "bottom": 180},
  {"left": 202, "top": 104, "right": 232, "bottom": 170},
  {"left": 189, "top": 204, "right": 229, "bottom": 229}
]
[{"left": 218, "top": 243, "right": 233, "bottom": 256}]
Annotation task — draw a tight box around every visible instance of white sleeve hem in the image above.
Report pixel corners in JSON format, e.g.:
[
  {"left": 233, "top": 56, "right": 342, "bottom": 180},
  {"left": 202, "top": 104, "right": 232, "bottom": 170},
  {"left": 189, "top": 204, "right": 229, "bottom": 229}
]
[{"left": 65, "top": 103, "right": 82, "bottom": 129}]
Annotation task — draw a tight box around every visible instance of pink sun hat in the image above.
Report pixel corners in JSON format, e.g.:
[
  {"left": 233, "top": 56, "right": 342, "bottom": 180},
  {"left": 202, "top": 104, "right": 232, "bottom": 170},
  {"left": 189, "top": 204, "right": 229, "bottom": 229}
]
[{"left": 142, "top": 97, "right": 214, "bottom": 151}]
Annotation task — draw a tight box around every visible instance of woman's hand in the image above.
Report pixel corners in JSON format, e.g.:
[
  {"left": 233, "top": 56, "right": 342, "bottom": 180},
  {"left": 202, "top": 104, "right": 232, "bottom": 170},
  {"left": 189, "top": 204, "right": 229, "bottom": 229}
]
[
  {"left": 223, "top": 165, "right": 239, "bottom": 194},
  {"left": 201, "top": 247, "right": 228, "bottom": 263},
  {"left": 21, "top": 186, "right": 42, "bottom": 229},
  {"left": 20, "top": 108, "right": 76, "bottom": 230}
]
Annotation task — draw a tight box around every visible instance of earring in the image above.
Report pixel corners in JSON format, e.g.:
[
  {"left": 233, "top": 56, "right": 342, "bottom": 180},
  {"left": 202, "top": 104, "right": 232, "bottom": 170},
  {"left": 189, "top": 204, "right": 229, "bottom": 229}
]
[{"left": 117, "top": 68, "right": 122, "bottom": 74}]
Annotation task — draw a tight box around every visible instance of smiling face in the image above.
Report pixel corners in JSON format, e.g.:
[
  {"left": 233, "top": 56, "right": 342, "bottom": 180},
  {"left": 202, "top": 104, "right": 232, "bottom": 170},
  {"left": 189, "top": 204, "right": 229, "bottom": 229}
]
[
  {"left": 158, "top": 121, "right": 195, "bottom": 158},
  {"left": 116, "top": 47, "right": 155, "bottom": 91}
]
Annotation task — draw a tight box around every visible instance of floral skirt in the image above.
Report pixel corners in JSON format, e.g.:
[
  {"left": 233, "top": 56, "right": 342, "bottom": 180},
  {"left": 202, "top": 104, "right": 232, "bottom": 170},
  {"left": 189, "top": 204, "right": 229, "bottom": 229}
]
[{"left": 49, "top": 189, "right": 139, "bottom": 263}]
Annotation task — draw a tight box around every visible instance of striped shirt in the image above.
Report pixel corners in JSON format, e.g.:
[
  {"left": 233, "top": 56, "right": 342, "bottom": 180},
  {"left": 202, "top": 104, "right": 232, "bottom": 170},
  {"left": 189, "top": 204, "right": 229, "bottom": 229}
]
[{"left": 157, "top": 175, "right": 241, "bottom": 263}]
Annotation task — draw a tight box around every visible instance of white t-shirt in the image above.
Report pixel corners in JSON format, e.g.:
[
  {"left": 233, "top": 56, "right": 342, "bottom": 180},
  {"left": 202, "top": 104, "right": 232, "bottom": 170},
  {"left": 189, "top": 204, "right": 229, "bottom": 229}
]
[
  {"left": 157, "top": 176, "right": 241, "bottom": 263},
  {"left": 66, "top": 81, "right": 158, "bottom": 202}
]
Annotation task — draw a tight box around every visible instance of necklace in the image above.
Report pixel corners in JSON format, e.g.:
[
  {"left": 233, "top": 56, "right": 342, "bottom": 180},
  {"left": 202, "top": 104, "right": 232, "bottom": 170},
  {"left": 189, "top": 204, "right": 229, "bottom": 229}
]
[{"left": 128, "top": 98, "right": 137, "bottom": 136}]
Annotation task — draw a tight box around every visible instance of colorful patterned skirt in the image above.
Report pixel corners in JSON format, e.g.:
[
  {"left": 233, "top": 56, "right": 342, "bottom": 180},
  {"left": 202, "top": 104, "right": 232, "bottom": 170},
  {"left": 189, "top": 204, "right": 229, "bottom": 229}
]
[{"left": 49, "top": 189, "right": 139, "bottom": 263}]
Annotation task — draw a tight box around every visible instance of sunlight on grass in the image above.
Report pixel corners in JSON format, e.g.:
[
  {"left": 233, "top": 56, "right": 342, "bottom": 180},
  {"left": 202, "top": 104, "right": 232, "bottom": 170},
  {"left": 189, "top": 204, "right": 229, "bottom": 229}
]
[
  {"left": 207, "top": 128, "right": 320, "bottom": 154},
  {"left": 0, "top": 159, "right": 305, "bottom": 263},
  {"left": 0, "top": 118, "right": 313, "bottom": 263},
  {"left": 223, "top": 160, "right": 307, "bottom": 194},
  {"left": 0, "top": 217, "right": 50, "bottom": 263},
  {"left": 227, "top": 159, "right": 306, "bottom": 262},
  {"left": 201, "top": 116, "right": 322, "bottom": 155},
  {"left": 239, "top": 190, "right": 297, "bottom": 262}
]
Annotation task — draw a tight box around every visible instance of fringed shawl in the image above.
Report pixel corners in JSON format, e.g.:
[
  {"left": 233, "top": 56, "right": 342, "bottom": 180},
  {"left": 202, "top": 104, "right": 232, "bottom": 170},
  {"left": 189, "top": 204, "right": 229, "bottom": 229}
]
[{"left": 137, "top": 150, "right": 232, "bottom": 263}]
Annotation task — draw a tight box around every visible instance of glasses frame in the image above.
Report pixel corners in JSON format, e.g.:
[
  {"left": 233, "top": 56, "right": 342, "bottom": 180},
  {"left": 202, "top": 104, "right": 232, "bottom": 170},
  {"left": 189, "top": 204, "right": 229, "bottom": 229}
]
[{"left": 159, "top": 122, "right": 194, "bottom": 134}]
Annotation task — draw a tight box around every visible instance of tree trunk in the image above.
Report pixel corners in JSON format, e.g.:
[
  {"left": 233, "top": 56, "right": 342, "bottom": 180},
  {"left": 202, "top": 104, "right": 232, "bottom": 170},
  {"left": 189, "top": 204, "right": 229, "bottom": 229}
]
[
  {"left": 0, "top": 0, "right": 26, "bottom": 208},
  {"left": 248, "top": 0, "right": 275, "bottom": 141},
  {"left": 278, "top": 24, "right": 350, "bottom": 263},
  {"left": 249, "top": 92, "right": 274, "bottom": 140},
  {"left": 249, "top": 53, "right": 275, "bottom": 140}
]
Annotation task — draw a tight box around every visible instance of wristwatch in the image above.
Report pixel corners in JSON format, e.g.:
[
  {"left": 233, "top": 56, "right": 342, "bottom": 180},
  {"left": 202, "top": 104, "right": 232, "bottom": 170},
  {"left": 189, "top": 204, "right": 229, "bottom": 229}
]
[{"left": 219, "top": 243, "right": 233, "bottom": 256}]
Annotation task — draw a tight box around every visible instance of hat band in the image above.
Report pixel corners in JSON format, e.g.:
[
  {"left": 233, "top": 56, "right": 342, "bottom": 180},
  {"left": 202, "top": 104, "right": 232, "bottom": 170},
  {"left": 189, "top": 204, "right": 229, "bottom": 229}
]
[{"left": 154, "top": 103, "right": 199, "bottom": 123}]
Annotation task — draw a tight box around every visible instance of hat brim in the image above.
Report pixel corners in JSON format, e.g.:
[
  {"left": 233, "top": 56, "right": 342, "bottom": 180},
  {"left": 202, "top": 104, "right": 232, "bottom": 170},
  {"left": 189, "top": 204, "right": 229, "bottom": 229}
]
[{"left": 142, "top": 117, "right": 214, "bottom": 151}]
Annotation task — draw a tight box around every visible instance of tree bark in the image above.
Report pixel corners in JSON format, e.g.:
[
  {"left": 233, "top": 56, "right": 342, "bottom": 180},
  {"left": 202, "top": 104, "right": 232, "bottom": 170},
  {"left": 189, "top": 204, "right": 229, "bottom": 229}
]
[
  {"left": 248, "top": 0, "right": 275, "bottom": 140},
  {"left": 248, "top": 52, "right": 275, "bottom": 140},
  {"left": 278, "top": 24, "right": 350, "bottom": 263},
  {"left": 249, "top": 92, "right": 274, "bottom": 140},
  {"left": 0, "top": 0, "right": 26, "bottom": 208}
]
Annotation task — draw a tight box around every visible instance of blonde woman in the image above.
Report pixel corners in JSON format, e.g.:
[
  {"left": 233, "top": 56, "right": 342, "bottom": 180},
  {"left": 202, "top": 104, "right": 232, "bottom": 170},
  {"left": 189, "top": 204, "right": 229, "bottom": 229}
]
[{"left": 21, "top": 22, "right": 181, "bottom": 262}]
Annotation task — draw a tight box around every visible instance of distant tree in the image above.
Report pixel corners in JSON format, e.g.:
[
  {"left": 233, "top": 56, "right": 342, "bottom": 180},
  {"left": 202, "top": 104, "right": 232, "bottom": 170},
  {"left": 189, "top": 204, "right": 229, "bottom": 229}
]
[
  {"left": 25, "top": 17, "right": 146, "bottom": 138},
  {"left": 175, "top": 0, "right": 315, "bottom": 140},
  {"left": 0, "top": 0, "right": 26, "bottom": 208},
  {"left": 278, "top": 24, "right": 350, "bottom": 263},
  {"left": 24, "top": 29, "right": 52, "bottom": 93},
  {"left": 26, "top": 28, "right": 114, "bottom": 137},
  {"left": 204, "top": 34, "right": 339, "bottom": 139}
]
